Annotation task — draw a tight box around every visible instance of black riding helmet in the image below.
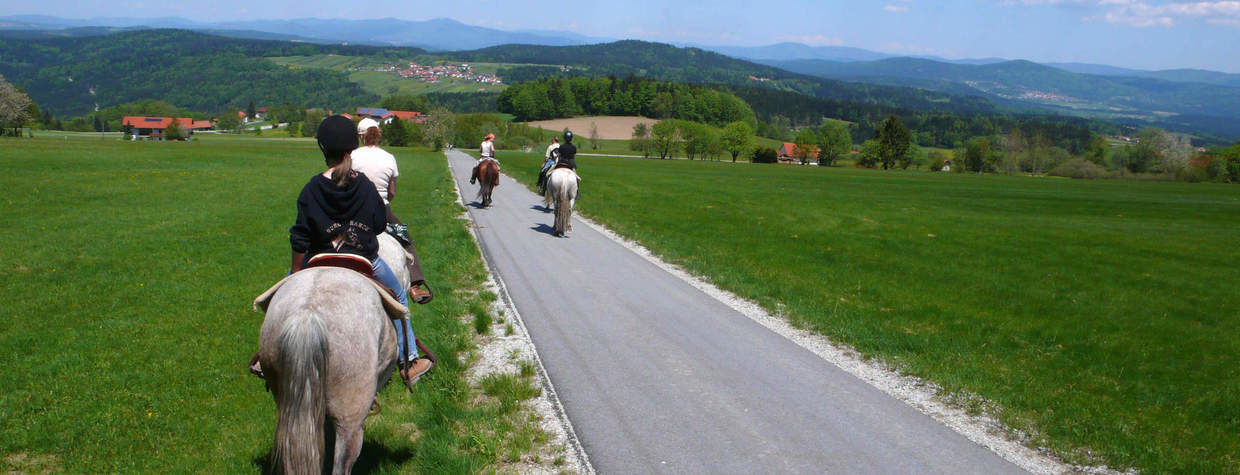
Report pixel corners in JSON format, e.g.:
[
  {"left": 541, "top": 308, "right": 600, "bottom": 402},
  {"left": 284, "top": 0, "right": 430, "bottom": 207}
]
[
  {"left": 563, "top": 130, "right": 573, "bottom": 143},
  {"left": 317, "top": 115, "right": 359, "bottom": 159}
]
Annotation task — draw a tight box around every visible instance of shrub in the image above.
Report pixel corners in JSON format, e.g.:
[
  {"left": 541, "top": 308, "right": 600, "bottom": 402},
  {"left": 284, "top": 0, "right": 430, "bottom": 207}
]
[
  {"left": 1175, "top": 166, "right": 1207, "bottom": 183},
  {"left": 751, "top": 146, "right": 778, "bottom": 163},
  {"left": 1049, "top": 158, "right": 1109, "bottom": 179}
]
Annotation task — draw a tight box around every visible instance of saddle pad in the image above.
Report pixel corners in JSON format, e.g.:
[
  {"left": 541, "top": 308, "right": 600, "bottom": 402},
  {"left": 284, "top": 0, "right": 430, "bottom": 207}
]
[
  {"left": 253, "top": 268, "right": 409, "bottom": 320},
  {"left": 307, "top": 253, "right": 373, "bottom": 276}
]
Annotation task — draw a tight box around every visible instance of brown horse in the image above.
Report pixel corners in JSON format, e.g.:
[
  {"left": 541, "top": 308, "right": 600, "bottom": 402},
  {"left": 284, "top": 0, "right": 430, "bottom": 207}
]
[{"left": 471, "top": 159, "right": 500, "bottom": 207}]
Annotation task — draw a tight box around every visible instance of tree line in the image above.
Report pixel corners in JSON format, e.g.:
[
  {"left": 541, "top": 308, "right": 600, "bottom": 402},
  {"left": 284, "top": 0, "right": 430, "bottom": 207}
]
[{"left": 497, "top": 76, "right": 756, "bottom": 127}]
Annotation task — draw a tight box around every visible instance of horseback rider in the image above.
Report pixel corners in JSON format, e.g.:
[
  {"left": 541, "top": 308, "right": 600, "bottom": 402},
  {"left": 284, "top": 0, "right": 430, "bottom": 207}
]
[
  {"left": 537, "top": 136, "right": 559, "bottom": 195},
  {"left": 470, "top": 133, "right": 497, "bottom": 184},
  {"left": 250, "top": 115, "right": 434, "bottom": 387},
  {"left": 555, "top": 130, "right": 577, "bottom": 171},
  {"left": 353, "top": 118, "right": 433, "bottom": 304}
]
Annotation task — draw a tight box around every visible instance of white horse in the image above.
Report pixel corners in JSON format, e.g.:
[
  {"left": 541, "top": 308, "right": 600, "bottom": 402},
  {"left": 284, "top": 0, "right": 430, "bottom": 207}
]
[
  {"left": 545, "top": 168, "right": 579, "bottom": 237},
  {"left": 254, "top": 235, "right": 411, "bottom": 474}
]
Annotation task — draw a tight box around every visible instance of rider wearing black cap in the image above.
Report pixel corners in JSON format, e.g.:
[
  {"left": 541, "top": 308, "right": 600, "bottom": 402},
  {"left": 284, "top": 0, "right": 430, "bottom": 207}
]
[
  {"left": 554, "top": 130, "right": 577, "bottom": 170},
  {"left": 251, "top": 115, "right": 435, "bottom": 387}
]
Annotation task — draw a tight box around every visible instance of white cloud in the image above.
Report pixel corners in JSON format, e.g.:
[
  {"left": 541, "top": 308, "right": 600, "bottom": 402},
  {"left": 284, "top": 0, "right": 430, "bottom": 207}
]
[
  {"left": 884, "top": 5, "right": 910, "bottom": 12},
  {"left": 997, "top": 0, "right": 1240, "bottom": 28}
]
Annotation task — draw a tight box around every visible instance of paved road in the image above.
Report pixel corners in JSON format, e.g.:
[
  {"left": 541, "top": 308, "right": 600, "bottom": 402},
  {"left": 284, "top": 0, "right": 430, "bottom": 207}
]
[{"left": 445, "top": 150, "right": 1021, "bottom": 474}]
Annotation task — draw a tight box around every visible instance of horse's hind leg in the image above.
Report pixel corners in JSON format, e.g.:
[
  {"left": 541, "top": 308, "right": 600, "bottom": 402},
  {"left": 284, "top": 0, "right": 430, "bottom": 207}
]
[{"left": 331, "top": 418, "right": 365, "bottom": 475}]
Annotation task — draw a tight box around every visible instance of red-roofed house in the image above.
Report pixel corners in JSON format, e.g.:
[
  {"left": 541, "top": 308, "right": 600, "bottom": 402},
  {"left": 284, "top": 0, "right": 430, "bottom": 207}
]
[
  {"left": 122, "top": 116, "right": 203, "bottom": 139},
  {"left": 389, "top": 110, "right": 426, "bottom": 124},
  {"left": 777, "top": 142, "right": 817, "bottom": 163}
]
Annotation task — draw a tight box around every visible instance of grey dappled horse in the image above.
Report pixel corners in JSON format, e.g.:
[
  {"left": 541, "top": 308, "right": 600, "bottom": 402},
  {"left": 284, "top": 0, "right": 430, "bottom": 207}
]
[
  {"left": 546, "top": 168, "right": 579, "bottom": 237},
  {"left": 256, "top": 234, "right": 410, "bottom": 473}
]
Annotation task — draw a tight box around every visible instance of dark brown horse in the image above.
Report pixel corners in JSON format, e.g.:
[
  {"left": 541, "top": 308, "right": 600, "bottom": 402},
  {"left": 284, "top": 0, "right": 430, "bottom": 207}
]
[{"left": 471, "top": 159, "right": 500, "bottom": 207}]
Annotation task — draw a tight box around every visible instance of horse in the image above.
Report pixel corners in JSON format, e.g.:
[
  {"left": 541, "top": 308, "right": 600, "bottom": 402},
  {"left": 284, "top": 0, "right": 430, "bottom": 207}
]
[
  {"left": 546, "top": 167, "right": 579, "bottom": 237},
  {"left": 474, "top": 159, "right": 499, "bottom": 208},
  {"left": 254, "top": 234, "right": 412, "bottom": 474}
]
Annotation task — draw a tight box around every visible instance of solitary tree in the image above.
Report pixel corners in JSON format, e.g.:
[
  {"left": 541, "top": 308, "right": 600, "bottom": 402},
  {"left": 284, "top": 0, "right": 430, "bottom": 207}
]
[
  {"left": 246, "top": 101, "right": 256, "bottom": 121},
  {"left": 793, "top": 128, "right": 818, "bottom": 165},
  {"left": 424, "top": 107, "right": 455, "bottom": 151},
  {"left": 589, "top": 121, "right": 600, "bottom": 150},
  {"left": 876, "top": 115, "right": 911, "bottom": 170},
  {"left": 651, "top": 120, "right": 680, "bottom": 159},
  {"left": 721, "top": 121, "right": 755, "bottom": 162},
  {"left": 817, "top": 121, "right": 851, "bottom": 166},
  {"left": 856, "top": 140, "right": 881, "bottom": 168},
  {"left": 630, "top": 122, "right": 651, "bottom": 158},
  {"left": 0, "top": 74, "right": 33, "bottom": 136}
]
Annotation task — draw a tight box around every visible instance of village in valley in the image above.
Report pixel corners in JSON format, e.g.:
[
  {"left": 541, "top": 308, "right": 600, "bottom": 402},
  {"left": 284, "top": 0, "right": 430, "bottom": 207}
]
[{"left": 359, "top": 61, "right": 502, "bottom": 85}]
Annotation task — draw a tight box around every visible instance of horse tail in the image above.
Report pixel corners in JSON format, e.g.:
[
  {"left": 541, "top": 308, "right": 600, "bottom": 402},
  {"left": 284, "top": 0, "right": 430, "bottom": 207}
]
[
  {"left": 273, "top": 314, "right": 329, "bottom": 474},
  {"left": 554, "top": 173, "right": 573, "bottom": 233}
]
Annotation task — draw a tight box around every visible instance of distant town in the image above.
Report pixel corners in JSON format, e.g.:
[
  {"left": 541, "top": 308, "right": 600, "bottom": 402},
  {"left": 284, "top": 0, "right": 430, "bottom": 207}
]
[{"left": 358, "top": 62, "right": 502, "bottom": 85}]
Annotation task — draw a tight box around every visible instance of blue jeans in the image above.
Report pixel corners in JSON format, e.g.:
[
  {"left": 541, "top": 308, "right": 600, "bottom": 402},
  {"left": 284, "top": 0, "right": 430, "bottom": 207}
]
[{"left": 372, "top": 257, "right": 418, "bottom": 362}]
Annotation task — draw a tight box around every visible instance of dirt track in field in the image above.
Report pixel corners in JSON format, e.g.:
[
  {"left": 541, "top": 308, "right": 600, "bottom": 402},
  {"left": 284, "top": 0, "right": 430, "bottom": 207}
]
[{"left": 522, "top": 116, "right": 658, "bottom": 140}]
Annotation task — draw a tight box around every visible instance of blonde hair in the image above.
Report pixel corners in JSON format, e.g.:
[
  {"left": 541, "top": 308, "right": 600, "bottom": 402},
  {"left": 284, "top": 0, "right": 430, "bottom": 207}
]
[{"left": 327, "top": 153, "right": 353, "bottom": 186}]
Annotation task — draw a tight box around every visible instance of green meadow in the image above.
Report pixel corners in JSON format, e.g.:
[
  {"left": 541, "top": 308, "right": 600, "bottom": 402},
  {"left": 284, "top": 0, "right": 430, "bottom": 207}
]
[
  {"left": 0, "top": 137, "right": 548, "bottom": 472},
  {"left": 498, "top": 152, "right": 1240, "bottom": 472}
]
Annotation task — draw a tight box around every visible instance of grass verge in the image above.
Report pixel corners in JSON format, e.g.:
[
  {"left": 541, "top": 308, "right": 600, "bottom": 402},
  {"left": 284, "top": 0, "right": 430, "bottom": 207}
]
[
  {"left": 496, "top": 150, "right": 1240, "bottom": 472},
  {"left": 0, "top": 136, "right": 549, "bottom": 472}
]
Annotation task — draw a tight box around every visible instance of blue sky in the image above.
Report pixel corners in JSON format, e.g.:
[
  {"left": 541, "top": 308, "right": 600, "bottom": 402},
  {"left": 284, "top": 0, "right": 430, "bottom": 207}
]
[{"left": 4, "top": 0, "right": 1239, "bottom": 72}]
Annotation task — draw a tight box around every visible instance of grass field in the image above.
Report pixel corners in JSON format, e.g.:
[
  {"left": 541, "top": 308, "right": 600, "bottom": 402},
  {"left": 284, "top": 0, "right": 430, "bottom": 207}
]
[
  {"left": 0, "top": 136, "right": 552, "bottom": 472},
  {"left": 495, "top": 151, "right": 1240, "bottom": 472}
]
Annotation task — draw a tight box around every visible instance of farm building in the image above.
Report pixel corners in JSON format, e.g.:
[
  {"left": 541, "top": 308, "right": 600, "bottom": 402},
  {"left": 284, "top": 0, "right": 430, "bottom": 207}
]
[
  {"left": 358, "top": 107, "right": 426, "bottom": 124},
  {"left": 389, "top": 110, "right": 426, "bottom": 124},
  {"left": 777, "top": 142, "right": 818, "bottom": 163},
  {"left": 237, "top": 108, "right": 267, "bottom": 123},
  {"left": 121, "top": 116, "right": 212, "bottom": 139}
]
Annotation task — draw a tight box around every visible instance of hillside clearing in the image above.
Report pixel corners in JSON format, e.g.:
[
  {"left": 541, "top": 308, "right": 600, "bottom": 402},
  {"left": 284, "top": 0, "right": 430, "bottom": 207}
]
[{"left": 523, "top": 116, "right": 658, "bottom": 140}]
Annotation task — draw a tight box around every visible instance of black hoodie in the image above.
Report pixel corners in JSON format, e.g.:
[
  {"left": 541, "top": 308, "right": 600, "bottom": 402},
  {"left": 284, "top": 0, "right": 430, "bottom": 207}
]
[{"left": 289, "top": 172, "right": 387, "bottom": 261}]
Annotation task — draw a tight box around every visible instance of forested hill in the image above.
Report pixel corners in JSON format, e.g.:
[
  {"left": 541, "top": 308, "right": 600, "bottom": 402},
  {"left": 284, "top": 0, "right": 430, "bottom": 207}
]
[
  {"left": 762, "top": 57, "right": 1240, "bottom": 128},
  {"left": 443, "top": 41, "right": 998, "bottom": 116},
  {"left": 0, "top": 29, "right": 427, "bottom": 116}
]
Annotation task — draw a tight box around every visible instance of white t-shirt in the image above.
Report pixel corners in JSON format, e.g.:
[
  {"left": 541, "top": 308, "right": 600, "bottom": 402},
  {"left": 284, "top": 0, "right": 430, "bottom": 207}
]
[
  {"left": 480, "top": 140, "right": 495, "bottom": 159},
  {"left": 351, "top": 146, "right": 399, "bottom": 205}
]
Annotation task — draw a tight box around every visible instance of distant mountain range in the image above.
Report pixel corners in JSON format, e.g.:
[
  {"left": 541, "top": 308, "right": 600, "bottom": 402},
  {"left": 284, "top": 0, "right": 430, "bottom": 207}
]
[
  {"left": 2, "top": 17, "right": 1238, "bottom": 139},
  {"left": 0, "top": 15, "right": 610, "bottom": 51},
  {"left": 5, "top": 14, "right": 1237, "bottom": 81}
]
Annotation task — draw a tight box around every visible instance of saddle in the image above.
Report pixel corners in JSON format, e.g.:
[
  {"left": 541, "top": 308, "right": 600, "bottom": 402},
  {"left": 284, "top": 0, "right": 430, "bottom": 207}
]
[{"left": 252, "top": 254, "right": 409, "bottom": 320}]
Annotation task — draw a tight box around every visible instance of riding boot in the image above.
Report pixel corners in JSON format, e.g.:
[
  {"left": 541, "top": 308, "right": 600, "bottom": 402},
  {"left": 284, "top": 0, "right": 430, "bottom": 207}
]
[
  {"left": 470, "top": 165, "right": 479, "bottom": 184},
  {"left": 249, "top": 352, "right": 264, "bottom": 378}
]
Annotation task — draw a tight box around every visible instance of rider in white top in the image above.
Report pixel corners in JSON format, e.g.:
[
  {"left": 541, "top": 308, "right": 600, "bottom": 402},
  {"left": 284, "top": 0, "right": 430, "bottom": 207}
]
[
  {"left": 351, "top": 118, "right": 399, "bottom": 205},
  {"left": 479, "top": 133, "right": 496, "bottom": 163},
  {"left": 538, "top": 136, "right": 560, "bottom": 194},
  {"left": 352, "top": 117, "right": 435, "bottom": 308}
]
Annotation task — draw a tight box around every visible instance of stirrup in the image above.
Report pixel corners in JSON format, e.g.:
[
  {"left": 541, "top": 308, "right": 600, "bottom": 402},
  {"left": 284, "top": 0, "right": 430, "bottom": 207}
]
[{"left": 411, "top": 281, "right": 434, "bottom": 305}]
